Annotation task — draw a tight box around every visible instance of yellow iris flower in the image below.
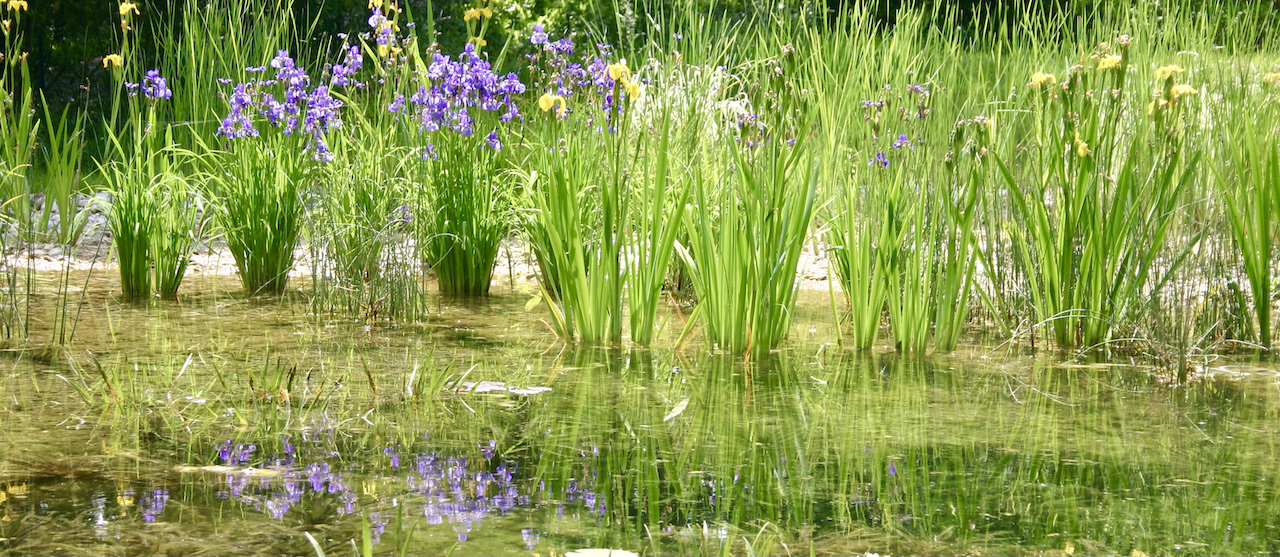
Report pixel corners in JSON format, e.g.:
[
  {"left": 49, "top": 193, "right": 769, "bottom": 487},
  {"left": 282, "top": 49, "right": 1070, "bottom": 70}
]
[
  {"left": 464, "top": 7, "right": 492, "bottom": 21},
  {"left": 1170, "top": 83, "right": 1198, "bottom": 99},
  {"left": 1097, "top": 55, "right": 1122, "bottom": 70},
  {"left": 538, "top": 93, "right": 567, "bottom": 118},
  {"left": 1154, "top": 65, "right": 1183, "bottom": 80},
  {"left": 103, "top": 53, "right": 123, "bottom": 68},
  {"left": 1028, "top": 72, "right": 1056, "bottom": 88},
  {"left": 606, "top": 62, "right": 631, "bottom": 83},
  {"left": 378, "top": 44, "right": 402, "bottom": 58},
  {"left": 7, "top": 0, "right": 27, "bottom": 12}
]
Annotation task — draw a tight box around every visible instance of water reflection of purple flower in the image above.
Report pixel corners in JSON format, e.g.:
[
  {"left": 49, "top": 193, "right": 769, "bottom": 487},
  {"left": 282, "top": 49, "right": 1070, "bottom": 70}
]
[
  {"left": 370, "top": 512, "right": 388, "bottom": 544},
  {"left": 522, "top": 528, "right": 540, "bottom": 549},
  {"left": 199, "top": 432, "right": 602, "bottom": 542},
  {"left": 226, "top": 474, "right": 250, "bottom": 498},
  {"left": 308, "top": 462, "right": 330, "bottom": 492},
  {"left": 140, "top": 488, "right": 169, "bottom": 522},
  {"left": 327, "top": 474, "right": 347, "bottom": 495},
  {"left": 339, "top": 491, "right": 357, "bottom": 515},
  {"left": 453, "top": 520, "right": 472, "bottom": 542},
  {"left": 265, "top": 493, "right": 292, "bottom": 519},
  {"left": 284, "top": 477, "right": 304, "bottom": 501},
  {"left": 219, "top": 441, "right": 256, "bottom": 465}
]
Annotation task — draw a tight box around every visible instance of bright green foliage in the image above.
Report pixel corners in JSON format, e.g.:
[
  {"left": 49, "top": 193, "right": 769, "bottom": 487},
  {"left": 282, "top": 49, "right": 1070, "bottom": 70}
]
[
  {"left": 626, "top": 106, "right": 693, "bottom": 347},
  {"left": 931, "top": 118, "right": 987, "bottom": 352},
  {"left": 155, "top": 0, "right": 298, "bottom": 152},
  {"left": 151, "top": 169, "right": 205, "bottom": 300},
  {"left": 420, "top": 140, "right": 510, "bottom": 296},
  {"left": 825, "top": 174, "right": 896, "bottom": 350},
  {"left": 0, "top": 8, "right": 38, "bottom": 238},
  {"left": 100, "top": 115, "right": 205, "bottom": 301},
  {"left": 1000, "top": 52, "right": 1199, "bottom": 349},
  {"left": 523, "top": 113, "right": 631, "bottom": 344},
  {"left": 679, "top": 139, "right": 818, "bottom": 358},
  {"left": 38, "top": 95, "right": 88, "bottom": 246},
  {"left": 1216, "top": 75, "right": 1280, "bottom": 350},
  {"left": 101, "top": 164, "right": 153, "bottom": 300},
  {"left": 211, "top": 140, "right": 307, "bottom": 295}
]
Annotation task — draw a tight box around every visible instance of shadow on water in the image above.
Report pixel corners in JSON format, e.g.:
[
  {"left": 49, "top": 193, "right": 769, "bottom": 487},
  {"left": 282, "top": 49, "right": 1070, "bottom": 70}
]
[{"left": 1, "top": 288, "right": 1278, "bottom": 556}]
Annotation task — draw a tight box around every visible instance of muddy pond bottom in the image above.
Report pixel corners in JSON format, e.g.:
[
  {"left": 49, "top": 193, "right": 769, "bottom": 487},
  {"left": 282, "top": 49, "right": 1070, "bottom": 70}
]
[{"left": 1, "top": 284, "right": 1278, "bottom": 556}]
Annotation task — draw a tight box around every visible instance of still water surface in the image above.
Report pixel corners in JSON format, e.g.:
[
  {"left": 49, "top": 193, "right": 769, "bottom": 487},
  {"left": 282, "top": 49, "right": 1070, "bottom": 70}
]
[{"left": 1, "top": 275, "right": 1277, "bottom": 556}]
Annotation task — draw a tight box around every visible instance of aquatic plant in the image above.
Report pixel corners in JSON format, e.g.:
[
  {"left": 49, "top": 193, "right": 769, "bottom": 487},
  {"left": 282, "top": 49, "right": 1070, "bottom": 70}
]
[
  {"left": 100, "top": 68, "right": 205, "bottom": 300},
  {"left": 213, "top": 50, "right": 347, "bottom": 294},
  {"left": 521, "top": 34, "right": 639, "bottom": 343},
  {"left": 677, "top": 52, "right": 817, "bottom": 357},
  {"left": 1001, "top": 46, "right": 1201, "bottom": 349},
  {"left": 626, "top": 107, "right": 689, "bottom": 346},
  {"left": 37, "top": 95, "right": 87, "bottom": 246},
  {"left": 154, "top": 0, "right": 297, "bottom": 151},
  {"left": 931, "top": 116, "right": 988, "bottom": 352},
  {"left": 1215, "top": 71, "right": 1280, "bottom": 350},
  {"left": 0, "top": 2, "right": 36, "bottom": 239},
  {"left": 397, "top": 41, "right": 525, "bottom": 296}
]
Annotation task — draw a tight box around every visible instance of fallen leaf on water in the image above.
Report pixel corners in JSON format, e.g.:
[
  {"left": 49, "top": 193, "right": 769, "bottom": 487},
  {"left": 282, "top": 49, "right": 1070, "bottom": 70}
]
[
  {"left": 565, "top": 549, "right": 639, "bottom": 557},
  {"left": 174, "top": 465, "right": 282, "bottom": 478},
  {"left": 454, "top": 381, "right": 508, "bottom": 394},
  {"left": 663, "top": 398, "right": 690, "bottom": 422}
]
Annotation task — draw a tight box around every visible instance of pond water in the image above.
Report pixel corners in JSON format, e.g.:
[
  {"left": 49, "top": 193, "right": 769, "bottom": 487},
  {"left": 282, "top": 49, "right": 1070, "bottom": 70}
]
[{"left": 1, "top": 274, "right": 1278, "bottom": 556}]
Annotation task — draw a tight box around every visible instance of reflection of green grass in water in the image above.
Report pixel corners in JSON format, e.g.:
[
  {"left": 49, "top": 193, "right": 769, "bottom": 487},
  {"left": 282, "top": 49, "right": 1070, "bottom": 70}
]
[
  {"left": 517, "top": 350, "right": 1280, "bottom": 556},
  {"left": 1, "top": 290, "right": 1278, "bottom": 556}
]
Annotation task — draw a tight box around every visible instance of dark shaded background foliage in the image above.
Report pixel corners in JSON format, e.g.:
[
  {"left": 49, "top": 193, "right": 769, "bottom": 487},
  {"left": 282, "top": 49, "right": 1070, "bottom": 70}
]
[
  {"left": 14, "top": 0, "right": 1280, "bottom": 119},
  {"left": 20, "top": 0, "right": 697, "bottom": 115}
]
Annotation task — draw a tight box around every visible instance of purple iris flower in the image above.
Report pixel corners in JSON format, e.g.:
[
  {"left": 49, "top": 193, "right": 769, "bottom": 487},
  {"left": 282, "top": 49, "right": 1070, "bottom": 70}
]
[{"left": 530, "top": 24, "right": 549, "bottom": 45}]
